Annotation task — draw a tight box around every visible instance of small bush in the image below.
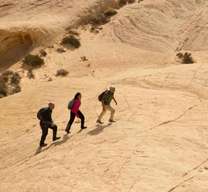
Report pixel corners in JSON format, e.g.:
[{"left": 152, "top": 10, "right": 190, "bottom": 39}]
[
  {"left": 47, "top": 77, "right": 53, "bottom": 81},
  {"left": 61, "top": 35, "right": 81, "bottom": 49},
  {"left": 0, "top": 70, "right": 21, "bottom": 98},
  {"left": 176, "top": 52, "right": 194, "bottom": 64},
  {"left": 56, "top": 48, "right": 66, "bottom": 53},
  {"left": 0, "top": 83, "right": 6, "bottom": 97},
  {"left": 176, "top": 52, "right": 184, "bottom": 59},
  {"left": 1, "top": 70, "right": 14, "bottom": 82},
  {"left": 104, "top": 8, "right": 118, "bottom": 17},
  {"left": 55, "top": 69, "right": 69, "bottom": 77},
  {"left": 182, "top": 52, "right": 194, "bottom": 64},
  {"left": 67, "top": 29, "right": 79, "bottom": 36},
  {"left": 87, "top": 9, "right": 117, "bottom": 33},
  {"left": 23, "top": 54, "right": 44, "bottom": 68},
  {"left": 118, "top": 0, "right": 135, "bottom": 7},
  {"left": 118, "top": 0, "right": 128, "bottom": 7},
  {"left": 10, "top": 73, "right": 21, "bottom": 84},
  {"left": 90, "top": 13, "right": 110, "bottom": 26},
  {"left": 90, "top": 26, "right": 100, "bottom": 34},
  {"left": 39, "top": 49, "right": 47, "bottom": 57},
  {"left": 128, "top": 0, "right": 136, "bottom": 3},
  {"left": 80, "top": 56, "right": 88, "bottom": 62}
]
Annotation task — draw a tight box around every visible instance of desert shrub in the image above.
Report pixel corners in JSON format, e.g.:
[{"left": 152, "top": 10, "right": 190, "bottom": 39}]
[
  {"left": 56, "top": 48, "right": 66, "bottom": 53},
  {"left": 182, "top": 52, "right": 194, "bottom": 64},
  {"left": 23, "top": 54, "right": 44, "bottom": 68},
  {"left": 39, "top": 49, "right": 47, "bottom": 57},
  {"left": 83, "top": 8, "right": 117, "bottom": 34},
  {"left": 118, "top": 0, "right": 135, "bottom": 7},
  {"left": 10, "top": 73, "right": 21, "bottom": 84},
  {"left": 48, "top": 45, "right": 54, "bottom": 49},
  {"left": 80, "top": 56, "right": 88, "bottom": 62},
  {"left": 0, "top": 70, "right": 21, "bottom": 98},
  {"left": 176, "top": 52, "right": 184, "bottom": 59},
  {"left": 118, "top": 0, "right": 128, "bottom": 7},
  {"left": 90, "top": 14, "right": 109, "bottom": 26},
  {"left": 0, "top": 82, "right": 6, "bottom": 97},
  {"left": 128, "top": 0, "right": 136, "bottom": 3},
  {"left": 67, "top": 29, "right": 79, "bottom": 36},
  {"left": 104, "top": 8, "right": 118, "bottom": 17},
  {"left": 47, "top": 77, "right": 53, "bottom": 81},
  {"left": 1, "top": 70, "right": 14, "bottom": 82},
  {"left": 0, "top": 92, "right": 6, "bottom": 98},
  {"left": 90, "top": 26, "right": 101, "bottom": 34},
  {"left": 176, "top": 52, "right": 194, "bottom": 64},
  {"left": 61, "top": 35, "right": 81, "bottom": 49},
  {"left": 55, "top": 69, "right": 69, "bottom": 77}
]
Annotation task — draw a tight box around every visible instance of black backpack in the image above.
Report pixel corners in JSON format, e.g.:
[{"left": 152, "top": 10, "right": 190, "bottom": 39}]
[
  {"left": 37, "top": 108, "right": 45, "bottom": 120},
  {"left": 98, "top": 90, "right": 107, "bottom": 102}
]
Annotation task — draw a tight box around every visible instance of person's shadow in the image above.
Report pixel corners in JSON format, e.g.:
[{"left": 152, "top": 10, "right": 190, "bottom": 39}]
[
  {"left": 87, "top": 123, "right": 112, "bottom": 136},
  {"left": 34, "top": 134, "right": 71, "bottom": 155}
]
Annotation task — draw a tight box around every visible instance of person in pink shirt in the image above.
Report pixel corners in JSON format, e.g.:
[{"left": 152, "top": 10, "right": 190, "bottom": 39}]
[{"left": 65, "top": 92, "right": 87, "bottom": 134}]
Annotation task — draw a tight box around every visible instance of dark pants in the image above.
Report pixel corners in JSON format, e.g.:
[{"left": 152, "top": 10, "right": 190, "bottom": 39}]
[
  {"left": 40, "top": 121, "right": 57, "bottom": 145},
  {"left": 66, "top": 110, "right": 85, "bottom": 131}
]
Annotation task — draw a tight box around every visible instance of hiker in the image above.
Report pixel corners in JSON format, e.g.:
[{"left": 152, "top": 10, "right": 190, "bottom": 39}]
[
  {"left": 97, "top": 87, "right": 117, "bottom": 124},
  {"left": 65, "top": 92, "right": 87, "bottom": 134},
  {"left": 37, "top": 103, "right": 60, "bottom": 147}
]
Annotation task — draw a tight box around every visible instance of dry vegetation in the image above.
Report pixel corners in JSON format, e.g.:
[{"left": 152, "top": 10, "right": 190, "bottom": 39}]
[
  {"left": 104, "top": 8, "right": 118, "bottom": 17},
  {"left": 55, "top": 69, "right": 69, "bottom": 77},
  {"left": 0, "top": 70, "right": 21, "bottom": 98},
  {"left": 23, "top": 54, "right": 44, "bottom": 69},
  {"left": 67, "top": 29, "right": 80, "bottom": 36},
  {"left": 61, "top": 35, "right": 81, "bottom": 49},
  {"left": 177, "top": 52, "right": 194, "bottom": 64},
  {"left": 118, "top": 0, "right": 136, "bottom": 7},
  {"left": 39, "top": 49, "right": 47, "bottom": 57},
  {"left": 56, "top": 47, "right": 66, "bottom": 53},
  {"left": 88, "top": 7, "right": 118, "bottom": 33}
]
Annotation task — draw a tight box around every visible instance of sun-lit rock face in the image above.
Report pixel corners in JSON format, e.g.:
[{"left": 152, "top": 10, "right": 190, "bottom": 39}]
[
  {"left": 1, "top": 1, "right": 208, "bottom": 192},
  {"left": 106, "top": 0, "right": 208, "bottom": 52}
]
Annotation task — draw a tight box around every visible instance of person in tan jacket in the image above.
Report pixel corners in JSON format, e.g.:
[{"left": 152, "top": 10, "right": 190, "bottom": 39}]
[{"left": 97, "top": 87, "right": 117, "bottom": 124}]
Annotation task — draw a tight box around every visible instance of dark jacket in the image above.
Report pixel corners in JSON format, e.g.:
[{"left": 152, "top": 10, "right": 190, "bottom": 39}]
[{"left": 39, "top": 107, "right": 53, "bottom": 122}]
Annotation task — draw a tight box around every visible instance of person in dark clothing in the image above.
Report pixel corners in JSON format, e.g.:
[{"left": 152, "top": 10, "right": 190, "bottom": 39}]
[
  {"left": 65, "top": 93, "right": 87, "bottom": 134},
  {"left": 38, "top": 103, "right": 60, "bottom": 147}
]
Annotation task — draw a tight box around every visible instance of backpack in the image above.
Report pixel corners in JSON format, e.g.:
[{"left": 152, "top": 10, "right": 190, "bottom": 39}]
[
  {"left": 37, "top": 108, "right": 45, "bottom": 120},
  {"left": 68, "top": 99, "right": 75, "bottom": 110},
  {"left": 98, "top": 90, "right": 107, "bottom": 102}
]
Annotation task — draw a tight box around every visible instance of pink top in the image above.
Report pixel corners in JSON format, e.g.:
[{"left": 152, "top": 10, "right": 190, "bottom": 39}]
[{"left": 71, "top": 99, "right": 81, "bottom": 115}]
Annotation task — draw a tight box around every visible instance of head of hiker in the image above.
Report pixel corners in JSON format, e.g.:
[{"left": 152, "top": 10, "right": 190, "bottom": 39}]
[
  {"left": 48, "top": 103, "right": 55, "bottom": 110},
  {"left": 109, "top": 87, "right": 115, "bottom": 93},
  {"left": 74, "top": 92, "right": 81, "bottom": 100}
]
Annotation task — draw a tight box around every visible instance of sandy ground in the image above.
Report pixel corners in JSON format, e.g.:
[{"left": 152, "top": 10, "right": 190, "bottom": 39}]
[{"left": 1, "top": 0, "right": 208, "bottom": 191}]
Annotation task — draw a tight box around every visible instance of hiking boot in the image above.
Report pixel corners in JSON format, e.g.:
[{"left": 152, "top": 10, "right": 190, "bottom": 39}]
[
  {"left": 65, "top": 129, "right": 71, "bottom": 134},
  {"left": 109, "top": 119, "right": 116, "bottom": 123},
  {"left": 81, "top": 126, "right": 87, "bottom": 129},
  {"left": 96, "top": 120, "right": 104, "bottom": 124},
  {"left": 53, "top": 137, "right": 61, "bottom": 141},
  {"left": 40, "top": 143, "right": 47, "bottom": 147}
]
